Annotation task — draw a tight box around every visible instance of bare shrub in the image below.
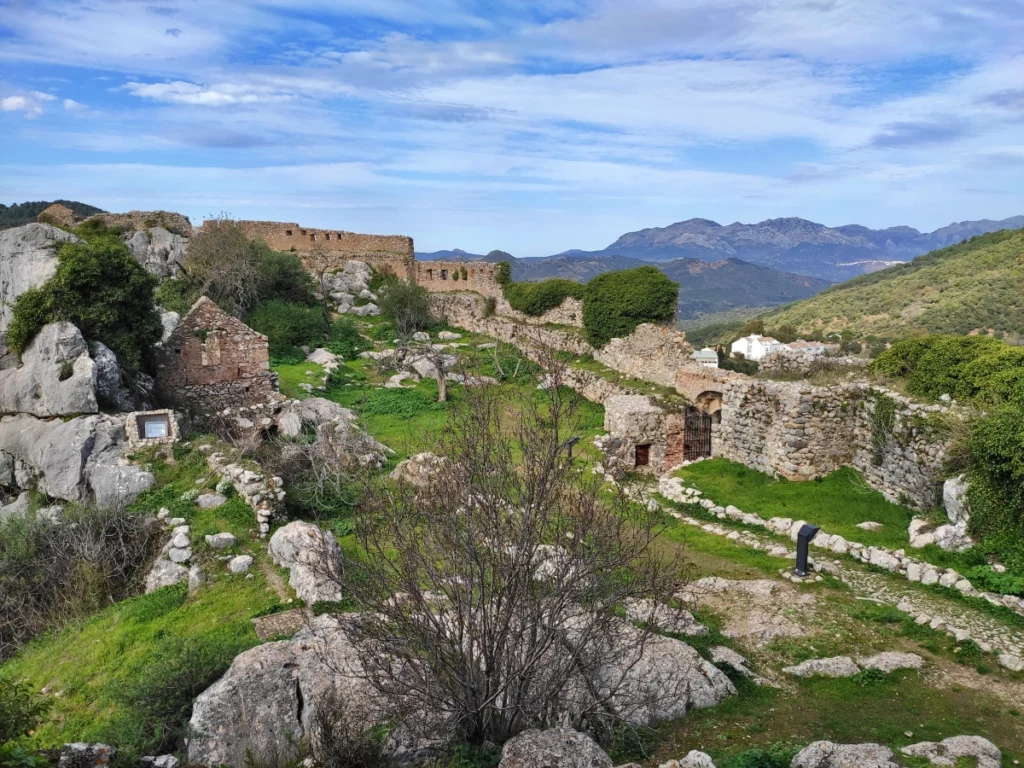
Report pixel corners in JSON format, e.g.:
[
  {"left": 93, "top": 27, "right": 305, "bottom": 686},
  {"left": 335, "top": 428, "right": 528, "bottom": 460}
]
[
  {"left": 0, "top": 504, "right": 158, "bottom": 660},
  {"left": 324, "top": 363, "right": 693, "bottom": 747},
  {"left": 308, "top": 690, "right": 388, "bottom": 768},
  {"left": 185, "top": 214, "right": 262, "bottom": 317}
]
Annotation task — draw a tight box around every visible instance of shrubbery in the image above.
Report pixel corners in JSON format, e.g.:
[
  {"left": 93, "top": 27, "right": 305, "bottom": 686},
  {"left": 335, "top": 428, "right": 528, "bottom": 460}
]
[
  {"left": 377, "top": 278, "right": 433, "bottom": 336},
  {"left": 871, "top": 334, "right": 1024, "bottom": 570},
  {"left": 502, "top": 277, "right": 584, "bottom": 317},
  {"left": 326, "top": 316, "right": 371, "bottom": 360},
  {"left": 246, "top": 299, "right": 323, "bottom": 355},
  {"left": 6, "top": 235, "right": 162, "bottom": 370},
  {"left": 582, "top": 266, "right": 678, "bottom": 347}
]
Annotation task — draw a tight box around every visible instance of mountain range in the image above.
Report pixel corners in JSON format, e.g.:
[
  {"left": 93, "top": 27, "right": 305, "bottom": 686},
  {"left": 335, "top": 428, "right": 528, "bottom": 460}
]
[
  {"left": 416, "top": 248, "right": 829, "bottom": 320},
  {"left": 563, "top": 215, "right": 1024, "bottom": 282}
]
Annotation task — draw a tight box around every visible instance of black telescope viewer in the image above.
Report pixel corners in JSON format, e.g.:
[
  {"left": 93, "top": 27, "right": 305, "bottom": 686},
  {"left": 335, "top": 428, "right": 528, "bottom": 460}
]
[{"left": 795, "top": 523, "right": 820, "bottom": 577}]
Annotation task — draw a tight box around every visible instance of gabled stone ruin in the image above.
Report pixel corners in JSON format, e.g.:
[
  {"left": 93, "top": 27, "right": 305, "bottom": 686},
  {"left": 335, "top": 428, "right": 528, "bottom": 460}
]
[{"left": 154, "top": 297, "right": 277, "bottom": 417}]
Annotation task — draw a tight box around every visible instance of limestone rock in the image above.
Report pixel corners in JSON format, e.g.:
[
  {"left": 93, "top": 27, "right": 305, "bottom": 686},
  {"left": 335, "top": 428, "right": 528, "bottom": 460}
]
[
  {"left": 145, "top": 559, "right": 189, "bottom": 593},
  {"left": 158, "top": 309, "right": 181, "bottom": 343},
  {"left": 140, "top": 757, "right": 180, "bottom": 768},
  {"left": 437, "top": 331, "right": 462, "bottom": 341},
  {"left": 390, "top": 452, "right": 447, "bottom": 488},
  {"left": 498, "top": 728, "right": 612, "bottom": 768},
  {"left": 901, "top": 735, "right": 1001, "bottom": 768},
  {"left": 187, "top": 615, "right": 401, "bottom": 768},
  {"left": 0, "top": 413, "right": 153, "bottom": 508},
  {"left": 90, "top": 341, "right": 134, "bottom": 411},
  {"left": 998, "top": 653, "right": 1023, "bottom": 672},
  {"left": 782, "top": 656, "right": 860, "bottom": 678},
  {"left": 942, "top": 474, "right": 970, "bottom": 527},
  {"left": 664, "top": 752, "right": 716, "bottom": 768},
  {"left": 622, "top": 597, "right": 709, "bottom": 637},
  {"left": 205, "top": 532, "right": 237, "bottom": 550},
  {"left": 0, "top": 223, "right": 78, "bottom": 334},
  {"left": 856, "top": 652, "right": 924, "bottom": 673},
  {"left": 791, "top": 741, "right": 900, "bottom": 768},
  {"left": 855, "top": 521, "right": 883, "bottom": 531},
  {"left": 268, "top": 521, "right": 343, "bottom": 604},
  {"left": 349, "top": 302, "right": 379, "bottom": 316},
  {"left": 0, "top": 491, "right": 31, "bottom": 522},
  {"left": 196, "top": 492, "right": 227, "bottom": 509},
  {"left": 228, "top": 555, "right": 254, "bottom": 574},
  {"left": 58, "top": 743, "right": 117, "bottom": 768},
  {"left": 125, "top": 227, "right": 187, "bottom": 279},
  {"left": 0, "top": 322, "right": 98, "bottom": 416}
]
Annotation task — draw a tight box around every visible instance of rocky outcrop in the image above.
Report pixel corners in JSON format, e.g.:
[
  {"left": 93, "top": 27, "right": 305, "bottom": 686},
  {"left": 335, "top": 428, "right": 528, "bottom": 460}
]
[
  {"left": 791, "top": 741, "right": 901, "bottom": 768},
  {"left": 498, "top": 728, "right": 612, "bottom": 768},
  {"left": 268, "top": 521, "right": 343, "bottom": 604},
  {"left": 124, "top": 227, "right": 187, "bottom": 279},
  {"left": 322, "top": 261, "right": 373, "bottom": 313},
  {"left": 58, "top": 743, "right": 116, "bottom": 768},
  {"left": 389, "top": 452, "right": 448, "bottom": 488},
  {"left": 0, "top": 323, "right": 97, "bottom": 416},
  {"left": 187, "top": 615, "right": 401, "bottom": 768},
  {"left": 782, "top": 656, "right": 860, "bottom": 679},
  {"left": 901, "top": 735, "right": 1001, "bottom": 768},
  {"left": 0, "top": 223, "right": 79, "bottom": 335},
  {"left": 0, "top": 412, "right": 153, "bottom": 508},
  {"left": 273, "top": 397, "right": 390, "bottom": 469}
]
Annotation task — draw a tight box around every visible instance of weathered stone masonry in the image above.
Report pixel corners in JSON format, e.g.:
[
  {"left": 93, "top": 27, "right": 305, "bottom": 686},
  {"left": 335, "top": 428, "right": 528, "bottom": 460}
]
[
  {"left": 154, "top": 297, "right": 277, "bottom": 416},
  {"left": 202, "top": 219, "right": 415, "bottom": 279}
]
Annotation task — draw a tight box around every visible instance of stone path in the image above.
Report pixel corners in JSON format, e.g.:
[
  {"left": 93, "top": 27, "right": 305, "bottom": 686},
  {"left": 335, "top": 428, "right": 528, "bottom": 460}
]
[{"left": 626, "top": 479, "right": 1024, "bottom": 663}]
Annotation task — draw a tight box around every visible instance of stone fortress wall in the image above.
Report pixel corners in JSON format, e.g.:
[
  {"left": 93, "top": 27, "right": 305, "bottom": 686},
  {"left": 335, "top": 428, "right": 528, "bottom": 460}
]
[{"left": 202, "top": 219, "right": 416, "bottom": 279}]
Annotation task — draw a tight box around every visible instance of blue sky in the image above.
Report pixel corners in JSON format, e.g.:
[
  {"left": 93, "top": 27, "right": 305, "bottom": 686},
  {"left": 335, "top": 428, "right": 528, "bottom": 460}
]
[{"left": 1, "top": 0, "right": 1022, "bottom": 256}]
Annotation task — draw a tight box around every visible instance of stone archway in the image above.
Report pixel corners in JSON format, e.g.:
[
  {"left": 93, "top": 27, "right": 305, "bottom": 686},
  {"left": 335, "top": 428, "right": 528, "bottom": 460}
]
[{"left": 695, "top": 390, "right": 724, "bottom": 423}]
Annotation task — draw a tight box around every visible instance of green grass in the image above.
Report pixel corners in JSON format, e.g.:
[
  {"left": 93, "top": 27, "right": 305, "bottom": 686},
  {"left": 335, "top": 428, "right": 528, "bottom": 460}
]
[
  {"left": 1, "top": 577, "right": 279, "bottom": 758},
  {"left": 662, "top": 672, "right": 1023, "bottom": 766},
  {"left": 677, "top": 459, "right": 915, "bottom": 549},
  {"left": 273, "top": 360, "right": 324, "bottom": 399}
]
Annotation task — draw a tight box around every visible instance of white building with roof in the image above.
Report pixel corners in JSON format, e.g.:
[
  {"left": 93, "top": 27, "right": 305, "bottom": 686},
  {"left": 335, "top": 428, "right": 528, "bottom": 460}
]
[
  {"left": 692, "top": 347, "right": 719, "bottom": 368},
  {"left": 730, "top": 334, "right": 782, "bottom": 361}
]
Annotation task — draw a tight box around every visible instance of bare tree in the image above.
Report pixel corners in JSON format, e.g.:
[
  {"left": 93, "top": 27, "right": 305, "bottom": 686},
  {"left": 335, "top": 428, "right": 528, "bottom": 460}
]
[
  {"left": 305, "top": 240, "right": 336, "bottom": 338},
  {"left": 322, "top": 364, "right": 694, "bottom": 747},
  {"left": 184, "top": 213, "right": 262, "bottom": 317}
]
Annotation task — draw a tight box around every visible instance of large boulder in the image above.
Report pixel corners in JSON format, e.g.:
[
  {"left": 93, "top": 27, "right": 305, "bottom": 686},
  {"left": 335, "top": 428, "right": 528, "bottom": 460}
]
[
  {"left": 187, "top": 615, "right": 407, "bottom": 768},
  {"left": 389, "top": 452, "right": 448, "bottom": 487},
  {"left": 498, "top": 728, "right": 612, "bottom": 768},
  {"left": 274, "top": 397, "right": 390, "bottom": 467},
  {"left": 901, "top": 735, "right": 1001, "bottom": 768},
  {"left": 268, "top": 521, "right": 344, "bottom": 604},
  {"left": 90, "top": 340, "right": 135, "bottom": 412},
  {"left": 0, "top": 223, "right": 79, "bottom": 334},
  {"left": 0, "top": 322, "right": 98, "bottom": 416},
  {"left": 0, "top": 412, "right": 153, "bottom": 508},
  {"left": 124, "top": 227, "right": 187, "bottom": 279},
  {"left": 791, "top": 741, "right": 901, "bottom": 768}
]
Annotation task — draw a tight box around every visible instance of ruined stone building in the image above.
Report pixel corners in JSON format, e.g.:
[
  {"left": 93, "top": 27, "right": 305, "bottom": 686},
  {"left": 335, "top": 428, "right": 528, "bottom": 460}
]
[{"left": 154, "top": 297, "right": 276, "bottom": 416}]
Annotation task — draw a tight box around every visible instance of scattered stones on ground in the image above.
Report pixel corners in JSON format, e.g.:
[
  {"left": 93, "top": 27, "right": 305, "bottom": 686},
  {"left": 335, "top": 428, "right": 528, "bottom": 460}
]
[
  {"left": 855, "top": 521, "right": 883, "bottom": 531},
  {"left": 205, "top": 532, "right": 237, "bottom": 550},
  {"left": 857, "top": 651, "right": 925, "bottom": 673},
  {"left": 228, "top": 555, "right": 254, "bottom": 574},
  {"left": 58, "top": 743, "right": 117, "bottom": 768},
  {"left": 782, "top": 656, "right": 861, "bottom": 679},
  {"left": 196, "top": 492, "right": 227, "bottom": 509}
]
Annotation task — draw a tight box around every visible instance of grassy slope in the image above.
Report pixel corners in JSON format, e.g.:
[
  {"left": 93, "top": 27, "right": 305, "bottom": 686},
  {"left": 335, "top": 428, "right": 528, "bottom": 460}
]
[
  {"left": 757, "top": 228, "right": 1024, "bottom": 339},
  {"left": 675, "top": 458, "right": 1021, "bottom": 582}
]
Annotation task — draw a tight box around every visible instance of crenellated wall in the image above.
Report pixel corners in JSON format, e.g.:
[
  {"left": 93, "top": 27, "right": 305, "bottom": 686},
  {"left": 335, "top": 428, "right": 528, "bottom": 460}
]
[{"left": 414, "top": 260, "right": 504, "bottom": 298}]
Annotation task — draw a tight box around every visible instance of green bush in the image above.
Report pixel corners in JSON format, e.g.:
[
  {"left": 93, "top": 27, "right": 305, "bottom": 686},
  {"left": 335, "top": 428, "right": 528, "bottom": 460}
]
[
  {"left": 0, "top": 675, "right": 48, "bottom": 747},
  {"left": 6, "top": 236, "right": 162, "bottom": 370},
  {"left": 247, "top": 299, "right": 323, "bottom": 354},
  {"left": 582, "top": 266, "right": 678, "bottom": 347},
  {"left": 254, "top": 248, "right": 317, "bottom": 305},
  {"left": 356, "top": 387, "right": 447, "bottom": 419},
  {"left": 377, "top": 279, "right": 432, "bottom": 335},
  {"left": 326, "top": 316, "right": 371, "bottom": 360},
  {"left": 154, "top": 277, "right": 200, "bottom": 315},
  {"left": 503, "top": 278, "right": 584, "bottom": 316},
  {"left": 719, "top": 745, "right": 798, "bottom": 768},
  {"left": 869, "top": 335, "right": 1005, "bottom": 402}
]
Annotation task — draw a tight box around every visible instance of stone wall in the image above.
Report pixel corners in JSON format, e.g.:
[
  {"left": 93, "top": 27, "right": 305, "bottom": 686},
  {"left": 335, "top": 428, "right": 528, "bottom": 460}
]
[
  {"left": 595, "top": 324, "right": 692, "bottom": 389},
  {"left": 201, "top": 219, "right": 414, "bottom": 278},
  {"left": 87, "top": 210, "right": 194, "bottom": 236},
  {"left": 154, "top": 297, "right": 277, "bottom": 416},
  {"left": 414, "top": 260, "right": 503, "bottom": 298},
  {"left": 714, "top": 378, "right": 950, "bottom": 509}
]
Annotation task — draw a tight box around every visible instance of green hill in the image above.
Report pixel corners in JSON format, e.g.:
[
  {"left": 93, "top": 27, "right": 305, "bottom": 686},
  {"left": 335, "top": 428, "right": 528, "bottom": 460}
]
[
  {"left": 0, "top": 200, "right": 105, "bottom": 230},
  {"left": 759, "top": 228, "right": 1024, "bottom": 340}
]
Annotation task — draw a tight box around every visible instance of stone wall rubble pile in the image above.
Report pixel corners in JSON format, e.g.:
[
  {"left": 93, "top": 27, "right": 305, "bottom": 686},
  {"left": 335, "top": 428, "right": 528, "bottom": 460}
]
[{"left": 204, "top": 447, "right": 284, "bottom": 536}]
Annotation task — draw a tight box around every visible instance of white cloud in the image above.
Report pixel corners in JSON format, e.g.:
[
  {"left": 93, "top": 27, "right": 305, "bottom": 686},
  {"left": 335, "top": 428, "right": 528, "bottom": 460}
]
[
  {"left": 1, "top": 91, "right": 56, "bottom": 117},
  {"left": 63, "top": 98, "right": 87, "bottom": 111},
  {"left": 123, "top": 80, "right": 294, "bottom": 106}
]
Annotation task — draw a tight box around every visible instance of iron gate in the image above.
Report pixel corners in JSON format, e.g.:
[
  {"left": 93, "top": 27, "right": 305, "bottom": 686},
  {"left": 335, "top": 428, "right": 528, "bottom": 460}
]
[{"left": 683, "top": 407, "right": 713, "bottom": 461}]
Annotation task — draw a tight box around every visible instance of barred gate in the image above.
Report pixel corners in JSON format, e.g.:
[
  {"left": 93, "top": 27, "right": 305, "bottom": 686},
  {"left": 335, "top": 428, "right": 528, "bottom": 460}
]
[{"left": 683, "top": 407, "right": 713, "bottom": 461}]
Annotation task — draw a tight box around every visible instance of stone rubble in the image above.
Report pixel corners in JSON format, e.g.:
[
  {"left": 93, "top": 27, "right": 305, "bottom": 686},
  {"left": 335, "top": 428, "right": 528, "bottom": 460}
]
[{"left": 206, "top": 450, "right": 284, "bottom": 537}]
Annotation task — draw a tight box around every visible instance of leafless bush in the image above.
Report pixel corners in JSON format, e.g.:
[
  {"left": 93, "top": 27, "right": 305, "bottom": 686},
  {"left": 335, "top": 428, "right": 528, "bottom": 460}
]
[
  {"left": 186, "top": 213, "right": 262, "bottom": 317},
  {"left": 308, "top": 690, "right": 389, "bottom": 768},
  {"left": 206, "top": 411, "right": 267, "bottom": 458},
  {"left": 322, "top": 362, "right": 693, "bottom": 747},
  {"left": 0, "top": 504, "right": 158, "bottom": 660}
]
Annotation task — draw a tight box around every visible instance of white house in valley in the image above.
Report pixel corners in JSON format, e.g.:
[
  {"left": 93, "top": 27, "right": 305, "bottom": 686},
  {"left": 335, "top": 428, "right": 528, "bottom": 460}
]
[
  {"left": 731, "top": 334, "right": 782, "bottom": 361},
  {"left": 692, "top": 347, "right": 719, "bottom": 368}
]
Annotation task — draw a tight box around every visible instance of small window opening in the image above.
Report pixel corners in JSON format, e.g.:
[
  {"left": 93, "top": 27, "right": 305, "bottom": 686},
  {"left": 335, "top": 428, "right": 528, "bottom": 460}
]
[{"left": 635, "top": 444, "right": 651, "bottom": 467}]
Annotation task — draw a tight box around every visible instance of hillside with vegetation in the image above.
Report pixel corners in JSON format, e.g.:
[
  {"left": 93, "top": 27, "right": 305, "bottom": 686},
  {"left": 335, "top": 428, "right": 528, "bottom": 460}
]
[
  {"left": 756, "top": 228, "right": 1024, "bottom": 341},
  {"left": 0, "top": 200, "right": 104, "bottom": 229}
]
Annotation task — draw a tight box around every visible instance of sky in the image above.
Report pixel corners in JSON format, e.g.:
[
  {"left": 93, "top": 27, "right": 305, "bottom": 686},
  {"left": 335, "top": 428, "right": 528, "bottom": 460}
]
[{"left": 1, "top": 0, "right": 1023, "bottom": 257}]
